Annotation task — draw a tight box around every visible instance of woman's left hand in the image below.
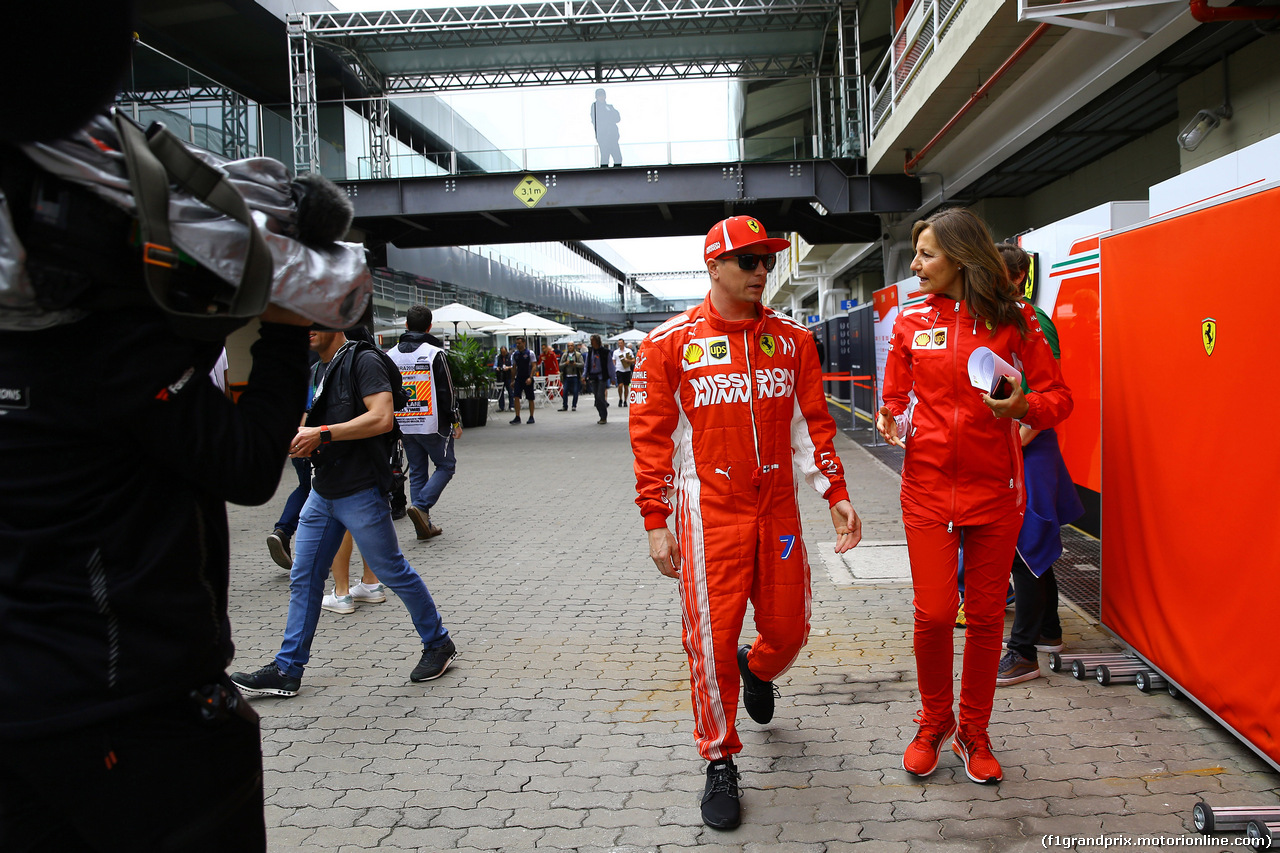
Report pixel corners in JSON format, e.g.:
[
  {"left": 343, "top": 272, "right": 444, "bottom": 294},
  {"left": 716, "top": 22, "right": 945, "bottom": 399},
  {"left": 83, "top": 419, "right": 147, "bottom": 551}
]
[{"left": 982, "top": 376, "right": 1030, "bottom": 420}]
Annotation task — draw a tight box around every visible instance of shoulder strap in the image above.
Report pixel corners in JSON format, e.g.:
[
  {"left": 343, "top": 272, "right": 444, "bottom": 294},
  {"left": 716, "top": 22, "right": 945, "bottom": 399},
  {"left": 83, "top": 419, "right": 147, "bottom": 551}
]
[{"left": 112, "top": 112, "right": 272, "bottom": 320}]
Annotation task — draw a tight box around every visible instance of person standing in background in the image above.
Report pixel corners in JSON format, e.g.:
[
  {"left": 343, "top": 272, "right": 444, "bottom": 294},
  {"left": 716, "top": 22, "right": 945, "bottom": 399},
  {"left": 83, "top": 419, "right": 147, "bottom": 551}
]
[
  {"left": 559, "top": 343, "right": 583, "bottom": 412},
  {"left": 583, "top": 334, "right": 614, "bottom": 424},
  {"left": 993, "top": 243, "right": 1084, "bottom": 686},
  {"left": 613, "top": 340, "right": 634, "bottom": 408},
  {"left": 590, "top": 88, "right": 623, "bottom": 167}
]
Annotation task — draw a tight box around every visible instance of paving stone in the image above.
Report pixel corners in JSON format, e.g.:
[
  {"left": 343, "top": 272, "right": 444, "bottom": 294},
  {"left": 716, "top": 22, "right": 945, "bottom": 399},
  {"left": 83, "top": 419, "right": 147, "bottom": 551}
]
[{"left": 223, "top": 407, "right": 1276, "bottom": 851}]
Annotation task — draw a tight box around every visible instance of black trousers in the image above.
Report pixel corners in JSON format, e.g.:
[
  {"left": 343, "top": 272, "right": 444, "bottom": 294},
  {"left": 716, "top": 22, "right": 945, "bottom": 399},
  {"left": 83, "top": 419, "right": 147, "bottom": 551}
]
[
  {"left": 0, "top": 678, "right": 266, "bottom": 853},
  {"left": 1007, "top": 555, "right": 1062, "bottom": 661},
  {"left": 590, "top": 377, "right": 610, "bottom": 420}
]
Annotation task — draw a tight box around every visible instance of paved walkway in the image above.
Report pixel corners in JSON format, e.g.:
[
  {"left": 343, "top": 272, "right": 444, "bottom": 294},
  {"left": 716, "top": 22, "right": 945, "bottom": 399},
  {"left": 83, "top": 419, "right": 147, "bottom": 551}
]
[{"left": 227, "top": 400, "right": 1275, "bottom": 852}]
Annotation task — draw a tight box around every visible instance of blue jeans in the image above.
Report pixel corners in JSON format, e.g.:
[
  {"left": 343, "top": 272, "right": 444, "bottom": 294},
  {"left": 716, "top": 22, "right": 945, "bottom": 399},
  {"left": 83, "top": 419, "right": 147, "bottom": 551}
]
[
  {"left": 276, "top": 486, "right": 448, "bottom": 678},
  {"left": 561, "top": 375, "right": 580, "bottom": 409},
  {"left": 402, "top": 432, "right": 456, "bottom": 511},
  {"left": 273, "top": 458, "right": 311, "bottom": 536}
]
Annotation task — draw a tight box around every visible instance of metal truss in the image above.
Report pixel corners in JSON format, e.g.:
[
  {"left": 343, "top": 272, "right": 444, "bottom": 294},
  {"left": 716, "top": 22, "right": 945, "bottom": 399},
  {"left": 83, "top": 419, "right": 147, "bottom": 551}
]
[
  {"left": 288, "top": 0, "right": 862, "bottom": 175},
  {"left": 631, "top": 270, "right": 706, "bottom": 280},
  {"left": 304, "top": 0, "right": 842, "bottom": 43},
  {"left": 367, "top": 97, "right": 392, "bottom": 179},
  {"left": 383, "top": 56, "right": 819, "bottom": 92},
  {"left": 221, "top": 90, "right": 250, "bottom": 160},
  {"left": 117, "top": 86, "right": 233, "bottom": 105},
  {"left": 288, "top": 14, "right": 320, "bottom": 176}
]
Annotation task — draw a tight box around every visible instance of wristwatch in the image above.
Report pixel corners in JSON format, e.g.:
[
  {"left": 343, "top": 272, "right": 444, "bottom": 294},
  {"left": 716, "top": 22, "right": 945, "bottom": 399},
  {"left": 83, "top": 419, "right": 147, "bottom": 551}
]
[{"left": 319, "top": 425, "right": 332, "bottom": 444}]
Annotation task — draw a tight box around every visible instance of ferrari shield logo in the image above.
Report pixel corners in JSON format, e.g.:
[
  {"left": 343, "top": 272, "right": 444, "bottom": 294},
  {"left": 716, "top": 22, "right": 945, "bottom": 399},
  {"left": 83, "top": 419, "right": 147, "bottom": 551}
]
[
  {"left": 1202, "top": 318, "right": 1216, "bottom": 356},
  {"left": 759, "top": 335, "right": 775, "bottom": 357}
]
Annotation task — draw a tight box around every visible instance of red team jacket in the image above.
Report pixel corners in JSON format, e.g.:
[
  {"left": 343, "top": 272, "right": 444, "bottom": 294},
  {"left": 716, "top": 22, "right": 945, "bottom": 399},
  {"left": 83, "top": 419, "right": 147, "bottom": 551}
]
[
  {"left": 630, "top": 295, "right": 849, "bottom": 531},
  {"left": 882, "top": 294, "right": 1073, "bottom": 528}
]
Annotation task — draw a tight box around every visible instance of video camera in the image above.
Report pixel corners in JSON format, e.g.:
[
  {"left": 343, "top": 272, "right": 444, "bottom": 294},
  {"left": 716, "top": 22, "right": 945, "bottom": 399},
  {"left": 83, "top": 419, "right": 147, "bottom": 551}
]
[{"left": 0, "top": 2, "right": 371, "bottom": 340}]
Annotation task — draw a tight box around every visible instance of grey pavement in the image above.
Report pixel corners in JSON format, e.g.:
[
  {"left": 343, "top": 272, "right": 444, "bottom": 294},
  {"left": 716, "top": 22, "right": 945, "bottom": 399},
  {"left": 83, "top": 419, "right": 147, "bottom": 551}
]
[{"left": 227, "top": 400, "right": 1276, "bottom": 852}]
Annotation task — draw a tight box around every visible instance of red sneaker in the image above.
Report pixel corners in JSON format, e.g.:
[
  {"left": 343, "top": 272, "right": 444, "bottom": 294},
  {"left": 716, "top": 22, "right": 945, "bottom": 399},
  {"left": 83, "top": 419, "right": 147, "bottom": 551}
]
[
  {"left": 902, "top": 712, "right": 957, "bottom": 777},
  {"left": 952, "top": 728, "right": 1003, "bottom": 783}
]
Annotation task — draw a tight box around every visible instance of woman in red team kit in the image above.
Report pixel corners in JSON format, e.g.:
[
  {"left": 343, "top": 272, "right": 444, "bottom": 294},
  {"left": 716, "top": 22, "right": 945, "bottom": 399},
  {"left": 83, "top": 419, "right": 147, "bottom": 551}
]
[{"left": 876, "top": 208, "right": 1072, "bottom": 784}]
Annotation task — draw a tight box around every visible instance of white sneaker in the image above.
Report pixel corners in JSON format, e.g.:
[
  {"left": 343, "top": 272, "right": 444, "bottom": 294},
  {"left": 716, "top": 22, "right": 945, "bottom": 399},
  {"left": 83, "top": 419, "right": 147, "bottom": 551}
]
[
  {"left": 350, "top": 582, "right": 386, "bottom": 603},
  {"left": 321, "top": 593, "right": 355, "bottom": 614}
]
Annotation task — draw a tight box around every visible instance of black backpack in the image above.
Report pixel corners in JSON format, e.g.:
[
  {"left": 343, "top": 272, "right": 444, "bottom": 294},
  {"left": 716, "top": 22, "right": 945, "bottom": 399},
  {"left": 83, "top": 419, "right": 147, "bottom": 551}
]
[{"left": 333, "top": 340, "right": 410, "bottom": 413}]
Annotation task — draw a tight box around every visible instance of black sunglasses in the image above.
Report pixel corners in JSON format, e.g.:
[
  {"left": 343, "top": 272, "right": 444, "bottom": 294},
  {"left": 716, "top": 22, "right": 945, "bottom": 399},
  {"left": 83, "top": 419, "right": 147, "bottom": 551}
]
[{"left": 723, "top": 253, "right": 777, "bottom": 272}]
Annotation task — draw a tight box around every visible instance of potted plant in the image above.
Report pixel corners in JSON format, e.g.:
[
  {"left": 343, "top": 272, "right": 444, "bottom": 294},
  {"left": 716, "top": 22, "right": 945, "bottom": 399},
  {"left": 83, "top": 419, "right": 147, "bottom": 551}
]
[{"left": 446, "top": 334, "right": 496, "bottom": 428}]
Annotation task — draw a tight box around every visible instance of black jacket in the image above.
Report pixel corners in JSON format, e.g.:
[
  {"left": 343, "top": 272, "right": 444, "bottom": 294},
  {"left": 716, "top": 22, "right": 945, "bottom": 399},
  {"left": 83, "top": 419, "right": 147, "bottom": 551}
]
[{"left": 0, "top": 311, "right": 308, "bottom": 735}]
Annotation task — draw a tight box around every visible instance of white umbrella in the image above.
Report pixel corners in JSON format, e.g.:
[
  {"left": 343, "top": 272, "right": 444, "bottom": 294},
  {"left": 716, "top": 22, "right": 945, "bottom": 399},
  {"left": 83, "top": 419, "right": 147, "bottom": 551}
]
[
  {"left": 606, "top": 329, "right": 648, "bottom": 343},
  {"left": 553, "top": 330, "right": 592, "bottom": 345},
  {"left": 431, "top": 303, "right": 504, "bottom": 337},
  {"left": 500, "top": 311, "right": 575, "bottom": 336}
]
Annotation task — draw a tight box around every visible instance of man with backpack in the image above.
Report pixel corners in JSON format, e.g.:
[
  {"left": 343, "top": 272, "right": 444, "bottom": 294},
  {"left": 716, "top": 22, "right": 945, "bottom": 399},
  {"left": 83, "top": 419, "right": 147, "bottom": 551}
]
[{"left": 232, "top": 323, "right": 456, "bottom": 698}]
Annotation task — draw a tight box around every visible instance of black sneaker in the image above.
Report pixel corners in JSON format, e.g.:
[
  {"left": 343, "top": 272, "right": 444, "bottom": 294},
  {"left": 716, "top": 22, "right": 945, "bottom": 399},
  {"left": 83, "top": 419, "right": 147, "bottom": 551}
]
[
  {"left": 701, "top": 759, "right": 741, "bottom": 830},
  {"left": 410, "top": 637, "right": 457, "bottom": 682},
  {"left": 526, "top": 416, "right": 534, "bottom": 424},
  {"left": 266, "top": 528, "right": 292, "bottom": 570},
  {"left": 230, "top": 663, "right": 300, "bottom": 697},
  {"left": 738, "top": 645, "right": 777, "bottom": 724},
  {"left": 510, "top": 416, "right": 521, "bottom": 425}
]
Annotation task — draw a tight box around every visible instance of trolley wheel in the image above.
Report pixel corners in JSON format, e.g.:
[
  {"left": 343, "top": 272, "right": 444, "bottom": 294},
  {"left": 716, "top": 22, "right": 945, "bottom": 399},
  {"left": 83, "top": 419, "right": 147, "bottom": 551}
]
[
  {"left": 1168, "top": 682, "right": 1182, "bottom": 699},
  {"left": 1096, "top": 664, "right": 1112, "bottom": 686},
  {"left": 1136, "top": 671, "right": 1153, "bottom": 693},
  {"left": 1048, "top": 652, "right": 1064, "bottom": 672},
  {"left": 1071, "top": 659, "right": 1089, "bottom": 680},
  {"left": 1193, "top": 801, "right": 1212, "bottom": 833}
]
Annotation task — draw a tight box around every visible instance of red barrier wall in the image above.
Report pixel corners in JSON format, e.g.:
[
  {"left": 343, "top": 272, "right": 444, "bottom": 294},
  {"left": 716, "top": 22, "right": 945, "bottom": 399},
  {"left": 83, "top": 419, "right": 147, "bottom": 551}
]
[{"left": 1100, "top": 185, "right": 1280, "bottom": 767}]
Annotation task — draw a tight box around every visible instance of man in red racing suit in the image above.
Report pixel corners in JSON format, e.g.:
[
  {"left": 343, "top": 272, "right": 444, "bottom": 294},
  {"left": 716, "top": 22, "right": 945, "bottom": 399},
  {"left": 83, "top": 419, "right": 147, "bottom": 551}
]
[{"left": 630, "top": 215, "right": 861, "bottom": 830}]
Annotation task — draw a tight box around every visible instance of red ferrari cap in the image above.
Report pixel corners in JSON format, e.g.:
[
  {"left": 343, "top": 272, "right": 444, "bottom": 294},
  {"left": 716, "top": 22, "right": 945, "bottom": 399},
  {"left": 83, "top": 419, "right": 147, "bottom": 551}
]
[{"left": 704, "top": 216, "right": 791, "bottom": 260}]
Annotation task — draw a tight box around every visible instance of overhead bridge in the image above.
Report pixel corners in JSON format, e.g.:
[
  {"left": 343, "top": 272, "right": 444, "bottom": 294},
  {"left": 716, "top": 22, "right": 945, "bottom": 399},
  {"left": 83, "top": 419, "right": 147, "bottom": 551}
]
[{"left": 342, "top": 160, "right": 920, "bottom": 249}]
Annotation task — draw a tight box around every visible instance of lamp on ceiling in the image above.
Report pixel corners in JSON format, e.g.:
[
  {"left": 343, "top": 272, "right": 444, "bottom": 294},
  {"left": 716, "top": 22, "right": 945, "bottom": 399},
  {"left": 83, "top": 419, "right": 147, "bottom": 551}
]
[{"left": 1178, "top": 56, "right": 1232, "bottom": 152}]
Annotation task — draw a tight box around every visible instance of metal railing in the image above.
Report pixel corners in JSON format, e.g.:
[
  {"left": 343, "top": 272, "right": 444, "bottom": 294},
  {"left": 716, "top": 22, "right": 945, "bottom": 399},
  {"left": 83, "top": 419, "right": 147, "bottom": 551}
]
[
  {"left": 351, "top": 135, "right": 817, "bottom": 180},
  {"left": 867, "top": 0, "right": 970, "bottom": 142}
]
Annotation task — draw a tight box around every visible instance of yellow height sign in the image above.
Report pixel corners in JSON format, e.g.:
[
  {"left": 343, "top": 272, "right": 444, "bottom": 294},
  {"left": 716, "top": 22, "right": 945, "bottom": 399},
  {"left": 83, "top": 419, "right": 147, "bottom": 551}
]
[{"left": 514, "top": 175, "right": 547, "bottom": 208}]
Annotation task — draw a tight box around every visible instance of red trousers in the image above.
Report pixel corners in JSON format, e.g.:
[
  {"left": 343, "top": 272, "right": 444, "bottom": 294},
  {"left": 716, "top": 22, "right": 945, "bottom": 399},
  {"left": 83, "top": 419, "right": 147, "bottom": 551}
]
[
  {"left": 905, "top": 513, "right": 1021, "bottom": 734},
  {"left": 678, "top": 492, "right": 810, "bottom": 761}
]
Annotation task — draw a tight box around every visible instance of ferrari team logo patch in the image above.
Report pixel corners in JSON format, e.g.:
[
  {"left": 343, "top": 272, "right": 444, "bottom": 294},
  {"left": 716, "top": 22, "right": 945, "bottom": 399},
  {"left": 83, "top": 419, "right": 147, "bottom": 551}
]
[
  {"left": 759, "top": 335, "right": 775, "bottom": 357},
  {"left": 1202, "top": 318, "right": 1216, "bottom": 356},
  {"left": 746, "top": 219, "right": 761, "bottom": 234}
]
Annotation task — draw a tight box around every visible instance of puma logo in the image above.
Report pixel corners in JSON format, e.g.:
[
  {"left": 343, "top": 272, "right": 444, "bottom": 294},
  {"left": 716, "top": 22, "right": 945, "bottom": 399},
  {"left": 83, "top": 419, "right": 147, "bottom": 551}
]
[{"left": 714, "top": 467, "right": 731, "bottom": 479}]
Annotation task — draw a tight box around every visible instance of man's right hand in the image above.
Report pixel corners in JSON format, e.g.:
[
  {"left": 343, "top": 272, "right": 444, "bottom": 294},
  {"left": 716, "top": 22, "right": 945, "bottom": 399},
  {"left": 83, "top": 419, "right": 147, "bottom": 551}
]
[{"left": 648, "top": 526, "right": 681, "bottom": 579}]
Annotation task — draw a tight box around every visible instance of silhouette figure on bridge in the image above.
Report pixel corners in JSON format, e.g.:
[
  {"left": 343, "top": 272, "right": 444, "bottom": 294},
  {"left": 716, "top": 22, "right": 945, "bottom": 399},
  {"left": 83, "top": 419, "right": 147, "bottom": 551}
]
[{"left": 591, "top": 88, "right": 623, "bottom": 167}]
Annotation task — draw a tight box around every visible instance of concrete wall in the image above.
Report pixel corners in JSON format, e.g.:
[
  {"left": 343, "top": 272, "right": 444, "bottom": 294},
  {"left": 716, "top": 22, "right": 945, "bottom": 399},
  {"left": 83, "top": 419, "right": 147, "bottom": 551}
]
[
  {"left": 1177, "top": 38, "right": 1280, "bottom": 173},
  {"left": 1024, "top": 120, "right": 1180, "bottom": 231}
]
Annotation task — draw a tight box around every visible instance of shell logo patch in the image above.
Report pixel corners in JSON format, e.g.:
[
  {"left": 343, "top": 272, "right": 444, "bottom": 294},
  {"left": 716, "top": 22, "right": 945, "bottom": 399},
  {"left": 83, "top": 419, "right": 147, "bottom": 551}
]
[
  {"left": 1202, "top": 318, "right": 1216, "bottom": 356},
  {"left": 682, "top": 336, "right": 733, "bottom": 371},
  {"left": 747, "top": 219, "right": 761, "bottom": 234},
  {"left": 912, "top": 328, "right": 948, "bottom": 350},
  {"left": 760, "top": 334, "right": 776, "bottom": 357}
]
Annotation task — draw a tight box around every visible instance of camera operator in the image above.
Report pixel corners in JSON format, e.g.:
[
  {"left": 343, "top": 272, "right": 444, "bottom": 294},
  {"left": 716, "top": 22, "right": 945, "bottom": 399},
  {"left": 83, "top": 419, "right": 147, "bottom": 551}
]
[
  {"left": 0, "top": 303, "right": 311, "bottom": 850},
  {"left": 0, "top": 5, "right": 346, "bottom": 848}
]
